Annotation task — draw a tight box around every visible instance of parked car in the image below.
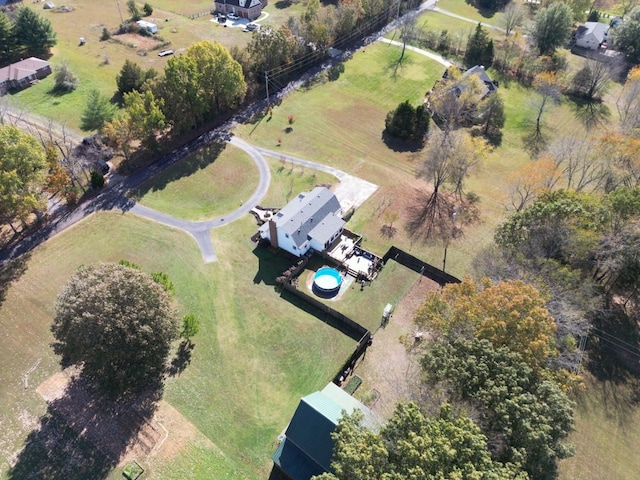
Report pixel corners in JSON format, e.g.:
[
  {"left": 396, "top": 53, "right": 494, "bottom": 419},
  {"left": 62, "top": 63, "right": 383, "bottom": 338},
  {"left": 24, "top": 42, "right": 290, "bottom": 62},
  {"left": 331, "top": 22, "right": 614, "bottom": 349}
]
[
  {"left": 227, "top": 12, "right": 239, "bottom": 20},
  {"left": 158, "top": 49, "right": 174, "bottom": 57},
  {"left": 244, "top": 23, "right": 259, "bottom": 32}
]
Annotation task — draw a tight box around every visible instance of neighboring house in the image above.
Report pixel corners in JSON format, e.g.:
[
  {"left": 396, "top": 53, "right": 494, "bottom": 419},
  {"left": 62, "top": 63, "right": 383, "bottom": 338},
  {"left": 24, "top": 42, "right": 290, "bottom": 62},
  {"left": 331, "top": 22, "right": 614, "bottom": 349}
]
[
  {"left": 214, "top": 0, "right": 267, "bottom": 20},
  {"left": 460, "top": 65, "right": 498, "bottom": 98},
  {"left": 0, "top": 58, "right": 52, "bottom": 96},
  {"left": 272, "top": 382, "right": 381, "bottom": 480},
  {"left": 575, "top": 22, "right": 609, "bottom": 50},
  {"left": 259, "top": 186, "right": 345, "bottom": 257}
]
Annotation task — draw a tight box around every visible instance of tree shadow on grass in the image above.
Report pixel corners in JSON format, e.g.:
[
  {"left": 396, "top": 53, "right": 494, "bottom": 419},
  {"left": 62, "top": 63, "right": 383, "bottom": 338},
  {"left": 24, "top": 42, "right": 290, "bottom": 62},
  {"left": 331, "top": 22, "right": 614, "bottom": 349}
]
[
  {"left": 0, "top": 253, "right": 30, "bottom": 308},
  {"left": 8, "top": 375, "right": 162, "bottom": 480},
  {"left": 168, "top": 340, "right": 194, "bottom": 376},
  {"left": 588, "top": 306, "right": 640, "bottom": 383},
  {"left": 381, "top": 129, "right": 424, "bottom": 153},
  {"left": 132, "top": 142, "right": 226, "bottom": 196},
  {"left": 568, "top": 97, "right": 611, "bottom": 131}
]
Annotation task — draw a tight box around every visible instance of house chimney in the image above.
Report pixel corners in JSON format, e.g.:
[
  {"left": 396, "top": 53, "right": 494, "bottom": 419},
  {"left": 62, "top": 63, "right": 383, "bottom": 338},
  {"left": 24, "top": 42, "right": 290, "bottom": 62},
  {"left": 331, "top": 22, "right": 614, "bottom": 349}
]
[{"left": 268, "top": 220, "right": 278, "bottom": 249}]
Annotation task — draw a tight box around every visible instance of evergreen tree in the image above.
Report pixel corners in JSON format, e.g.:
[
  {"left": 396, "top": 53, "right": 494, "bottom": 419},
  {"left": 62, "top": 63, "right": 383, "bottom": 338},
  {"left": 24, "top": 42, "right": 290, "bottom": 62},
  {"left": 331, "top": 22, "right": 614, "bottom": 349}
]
[
  {"left": 464, "top": 23, "right": 493, "bottom": 68},
  {"left": 13, "top": 7, "right": 57, "bottom": 54},
  {"left": 385, "top": 100, "right": 430, "bottom": 141},
  {"left": 0, "top": 12, "right": 15, "bottom": 61},
  {"left": 116, "top": 59, "right": 146, "bottom": 95},
  {"left": 81, "top": 89, "right": 116, "bottom": 131}
]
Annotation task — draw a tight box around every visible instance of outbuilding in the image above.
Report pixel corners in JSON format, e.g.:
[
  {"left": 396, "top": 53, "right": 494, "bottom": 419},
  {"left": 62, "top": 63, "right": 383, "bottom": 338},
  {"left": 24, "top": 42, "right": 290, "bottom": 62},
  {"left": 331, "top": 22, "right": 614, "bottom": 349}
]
[{"left": 136, "top": 20, "right": 158, "bottom": 34}]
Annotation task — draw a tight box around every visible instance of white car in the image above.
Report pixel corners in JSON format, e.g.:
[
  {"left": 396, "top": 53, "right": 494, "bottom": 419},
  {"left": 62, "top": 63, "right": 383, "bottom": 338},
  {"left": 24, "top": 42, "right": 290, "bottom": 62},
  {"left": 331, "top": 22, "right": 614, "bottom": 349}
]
[
  {"left": 158, "top": 49, "right": 174, "bottom": 57},
  {"left": 244, "top": 23, "right": 259, "bottom": 32},
  {"left": 227, "top": 13, "right": 239, "bottom": 20}
]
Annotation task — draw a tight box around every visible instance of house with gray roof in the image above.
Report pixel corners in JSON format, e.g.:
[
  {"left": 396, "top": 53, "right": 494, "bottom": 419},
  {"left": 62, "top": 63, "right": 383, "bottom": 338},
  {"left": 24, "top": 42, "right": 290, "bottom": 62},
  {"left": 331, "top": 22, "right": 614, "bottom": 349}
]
[
  {"left": 259, "top": 186, "right": 345, "bottom": 257},
  {"left": 575, "top": 22, "right": 609, "bottom": 50},
  {"left": 272, "top": 382, "right": 381, "bottom": 480},
  {"left": 461, "top": 65, "right": 498, "bottom": 98}
]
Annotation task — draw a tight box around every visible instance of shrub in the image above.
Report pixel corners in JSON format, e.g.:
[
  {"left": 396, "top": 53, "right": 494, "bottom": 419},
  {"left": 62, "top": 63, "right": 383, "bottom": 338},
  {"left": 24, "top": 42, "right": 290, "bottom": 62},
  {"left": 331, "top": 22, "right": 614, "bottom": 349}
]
[
  {"left": 53, "top": 63, "right": 79, "bottom": 92},
  {"left": 143, "top": 2, "right": 153, "bottom": 16},
  {"left": 100, "top": 27, "right": 111, "bottom": 41},
  {"left": 90, "top": 171, "right": 105, "bottom": 189},
  {"left": 344, "top": 375, "right": 362, "bottom": 394}
]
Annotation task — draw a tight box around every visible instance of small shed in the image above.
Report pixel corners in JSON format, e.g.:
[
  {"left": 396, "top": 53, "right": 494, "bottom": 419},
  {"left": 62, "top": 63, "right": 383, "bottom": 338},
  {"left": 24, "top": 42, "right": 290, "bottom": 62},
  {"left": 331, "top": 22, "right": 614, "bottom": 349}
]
[{"left": 136, "top": 20, "right": 158, "bottom": 34}]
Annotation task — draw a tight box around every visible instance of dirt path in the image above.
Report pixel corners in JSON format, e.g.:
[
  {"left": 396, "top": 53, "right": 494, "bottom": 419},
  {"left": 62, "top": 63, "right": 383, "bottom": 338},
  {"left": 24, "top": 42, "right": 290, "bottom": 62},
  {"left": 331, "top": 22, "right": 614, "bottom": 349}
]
[{"left": 355, "top": 275, "right": 439, "bottom": 418}]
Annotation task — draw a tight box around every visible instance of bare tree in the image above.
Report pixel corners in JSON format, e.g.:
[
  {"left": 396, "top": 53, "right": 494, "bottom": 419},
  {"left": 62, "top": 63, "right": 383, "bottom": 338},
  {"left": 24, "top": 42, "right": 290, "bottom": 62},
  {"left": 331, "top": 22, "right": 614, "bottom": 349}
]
[
  {"left": 409, "top": 130, "right": 486, "bottom": 240},
  {"left": 570, "top": 59, "right": 611, "bottom": 101},
  {"left": 501, "top": 2, "right": 526, "bottom": 36},
  {"left": 505, "top": 158, "right": 557, "bottom": 211},
  {"left": 524, "top": 72, "right": 562, "bottom": 157},
  {"left": 617, "top": 67, "right": 640, "bottom": 132},
  {"left": 398, "top": 12, "right": 418, "bottom": 63},
  {"left": 547, "top": 134, "right": 610, "bottom": 192}
]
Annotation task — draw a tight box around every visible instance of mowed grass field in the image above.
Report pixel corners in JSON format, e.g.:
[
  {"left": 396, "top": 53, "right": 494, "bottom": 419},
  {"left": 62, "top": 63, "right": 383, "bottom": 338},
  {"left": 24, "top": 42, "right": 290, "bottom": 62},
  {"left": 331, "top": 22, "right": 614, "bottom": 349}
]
[
  {"left": 0, "top": 212, "right": 356, "bottom": 479},
  {"left": 133, "top": 142, "right": 260, "bottom": 221}
]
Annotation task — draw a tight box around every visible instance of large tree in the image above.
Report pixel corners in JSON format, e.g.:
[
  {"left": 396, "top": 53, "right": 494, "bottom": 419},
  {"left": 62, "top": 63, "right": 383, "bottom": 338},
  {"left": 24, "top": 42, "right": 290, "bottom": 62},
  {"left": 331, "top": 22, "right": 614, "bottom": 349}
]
[
  {"left": 154, "top": 41, "right": 246, "bottom": 132},
  {"left": 533, "top": 2, "right": 573, "bottom": 55},
  {"left": 13, "top": 7, "right": 56, "bottom": 55},
  {"left": 415, "top": 277, "right": 558, "bottom": 369},
  {"left": 616, "top": 66, "right": 640, "bottom": 132},
  {"left": 524, "top": 72, "right": 562, "bottom": 157},
  {"left": 570, "top": 59, "right": 611, "bottom": 101},
  {"left": 51, "top": 263, "right": 180, "bottom": 396},
  {"left": 116, "top": 59, "right": 146, "bottom": 95},
  {"left": 314, "top": 402, "right": 526, "bottom": 480},
  {"left": 385, "top": 100, "right": 430, "bottom": 141},
  {"left": 423, "top": 339, "right": 575, "bottom": 479},
  {"left": 0, "top": 125, "right": 48, "bottom": 231},
  {"left": 501, "top": 2, "right": 526, "bottom": 37},
  {"left": 410, "top": 129, "right": 488, "bottom": 240},
  {"left": 611, "top": 6, "right": 640, "bottom": 62}
]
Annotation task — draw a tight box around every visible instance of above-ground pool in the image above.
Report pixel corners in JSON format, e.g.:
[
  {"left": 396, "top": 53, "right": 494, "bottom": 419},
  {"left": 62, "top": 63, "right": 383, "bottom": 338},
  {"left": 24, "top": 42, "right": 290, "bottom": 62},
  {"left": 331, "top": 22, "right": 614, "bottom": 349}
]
[{"left": 313, "top": 267, "right": 343, "bottom": 297}]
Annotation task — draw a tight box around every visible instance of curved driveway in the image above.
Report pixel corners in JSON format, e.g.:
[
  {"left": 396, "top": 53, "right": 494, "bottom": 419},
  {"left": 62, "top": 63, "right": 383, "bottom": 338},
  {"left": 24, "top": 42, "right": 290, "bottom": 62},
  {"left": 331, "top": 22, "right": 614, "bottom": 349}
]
[
  {"left": 128, "top": 136, "right": 272, "bottom": 262},
  {"left": 128, "top": 136, "right": 377, "bottom": 263}
]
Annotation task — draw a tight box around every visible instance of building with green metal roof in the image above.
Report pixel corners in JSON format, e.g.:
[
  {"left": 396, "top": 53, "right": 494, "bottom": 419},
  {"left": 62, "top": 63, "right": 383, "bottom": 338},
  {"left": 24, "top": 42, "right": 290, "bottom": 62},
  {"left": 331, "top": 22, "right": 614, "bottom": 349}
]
[{"left": 272, "top": 382, "right": 381, "bottom": 480}]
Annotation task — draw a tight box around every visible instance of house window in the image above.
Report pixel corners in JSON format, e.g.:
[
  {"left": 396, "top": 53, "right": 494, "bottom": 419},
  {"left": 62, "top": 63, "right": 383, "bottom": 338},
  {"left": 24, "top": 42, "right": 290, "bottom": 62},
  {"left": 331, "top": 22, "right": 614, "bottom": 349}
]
[
  {"left": 293, "top": 246, "right": 297, "bottom": 250},
  {"left": 285, "top": 233, "right": 289, "bottom": 238}
]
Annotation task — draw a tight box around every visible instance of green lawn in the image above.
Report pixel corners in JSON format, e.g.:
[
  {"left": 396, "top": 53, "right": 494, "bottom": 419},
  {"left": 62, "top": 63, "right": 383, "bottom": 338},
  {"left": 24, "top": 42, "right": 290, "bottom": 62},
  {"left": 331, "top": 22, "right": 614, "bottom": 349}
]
[
  {"left": 0, "top": 212, "right": 356, "bottom": 479},
  {"left": 134, "top": 142, "right": 259, "bottom": 221},
  {"left": 298, "top": 257, "right": 422, "bottom": 334},
  {"left": 261, "top": 158, "right": 339, "bottom": 207},
  {"left": 436, "top": 0, "right": 507, "bottom": 27},
  {"left": 559, "top": 375, "right": 640, "bottom": 480}
]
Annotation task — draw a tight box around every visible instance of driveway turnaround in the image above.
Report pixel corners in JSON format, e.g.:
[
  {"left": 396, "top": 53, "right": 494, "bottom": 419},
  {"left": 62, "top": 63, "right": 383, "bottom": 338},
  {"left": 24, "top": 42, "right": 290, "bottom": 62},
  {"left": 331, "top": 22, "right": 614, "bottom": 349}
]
[{"left": 128, "top": 137, "right": 378, "bottom": 262}]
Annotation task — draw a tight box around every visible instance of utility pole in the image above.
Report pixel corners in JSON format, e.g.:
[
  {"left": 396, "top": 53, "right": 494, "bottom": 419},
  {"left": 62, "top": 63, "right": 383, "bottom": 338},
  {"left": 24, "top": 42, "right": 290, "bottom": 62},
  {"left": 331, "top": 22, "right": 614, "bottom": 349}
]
[
  {"left": 265, "top": 71, "right": 270, "bottom": 106},
  {"left": 116, "top": 0, "right": 124, "bottom": 23}
]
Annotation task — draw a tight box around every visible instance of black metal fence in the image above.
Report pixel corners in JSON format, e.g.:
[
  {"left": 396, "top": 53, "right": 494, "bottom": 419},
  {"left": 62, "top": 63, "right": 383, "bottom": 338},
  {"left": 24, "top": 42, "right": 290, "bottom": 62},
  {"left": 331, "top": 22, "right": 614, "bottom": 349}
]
[{"left": 382, "top": 246, "right": 461, "bottom": 286}]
